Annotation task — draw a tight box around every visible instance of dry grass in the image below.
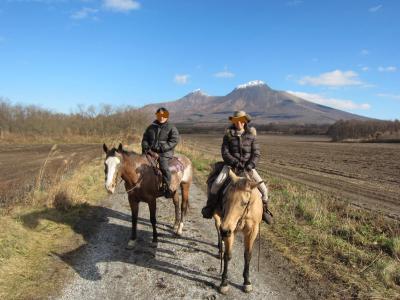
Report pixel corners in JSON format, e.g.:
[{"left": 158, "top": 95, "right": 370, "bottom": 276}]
[
  {"left": 0, "top": 157, "right": 107, "bottom": 299},
  {"left": 178, "top": 143, "right": 400, "bottom": 299}
]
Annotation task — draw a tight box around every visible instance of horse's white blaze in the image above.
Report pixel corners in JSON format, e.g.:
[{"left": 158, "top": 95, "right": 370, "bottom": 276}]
[
  {"left": 105, "top": 156, "right": 120, "bottom": 192},
  {"left": 181, "top": 163, "right": 192, "bottom": 182}
]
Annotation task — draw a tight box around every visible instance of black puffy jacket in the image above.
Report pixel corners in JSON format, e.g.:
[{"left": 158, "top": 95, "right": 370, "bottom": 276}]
[
  {"left": 141, "top": 121, "right": 180, "bottom": 158},
  {"left": 221, "top": 125, "right": 260, "bottom": 169}
]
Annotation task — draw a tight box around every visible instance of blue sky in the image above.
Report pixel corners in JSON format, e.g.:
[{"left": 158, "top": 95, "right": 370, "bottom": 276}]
[{"left": 0, "top": 0, "right": 399, "bottom": 120}]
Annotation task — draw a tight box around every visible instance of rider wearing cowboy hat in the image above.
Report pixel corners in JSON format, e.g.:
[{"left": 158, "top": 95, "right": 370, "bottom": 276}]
[{"left": 201, "top": 110, "right": 273, "bottom": 224}]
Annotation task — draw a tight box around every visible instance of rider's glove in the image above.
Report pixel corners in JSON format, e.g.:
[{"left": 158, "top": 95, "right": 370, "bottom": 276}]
[{"left": 245, "top": 162, "right": 255, "bottom": 171}]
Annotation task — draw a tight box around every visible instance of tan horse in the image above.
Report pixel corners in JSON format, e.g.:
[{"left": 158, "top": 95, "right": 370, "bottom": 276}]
[
  {"left": 213, "top": 169, "right": 263, "bottom": 294},
  {"left": 103, "top": 143, "right": 192, "bottom": 248}
]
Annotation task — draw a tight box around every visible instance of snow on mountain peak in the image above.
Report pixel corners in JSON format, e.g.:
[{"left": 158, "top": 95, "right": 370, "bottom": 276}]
[
  {"left": 189, "top": 89, "right": 208, "bottom": 96},
  {"left": 235, "top": 80, "right": 266, "bottom": 89}
]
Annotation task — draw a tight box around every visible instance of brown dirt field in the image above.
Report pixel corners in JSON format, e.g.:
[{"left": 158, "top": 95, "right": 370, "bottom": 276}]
[
  {"left": 181, "top": 134, "right": 400, "bottom": 220},
  {"left": 0, "top": 144, "right": 102, "bottom": 207}
]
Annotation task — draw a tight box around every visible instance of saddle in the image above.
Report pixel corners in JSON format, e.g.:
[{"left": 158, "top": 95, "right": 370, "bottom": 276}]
[{"left": 145, "top": 150, "right": 185, "bottom": 176}]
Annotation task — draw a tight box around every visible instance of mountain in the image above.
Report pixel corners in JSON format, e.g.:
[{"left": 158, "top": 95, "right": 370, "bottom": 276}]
[{"left": 142, "top": 81, "right": 369, "bottom": 125}]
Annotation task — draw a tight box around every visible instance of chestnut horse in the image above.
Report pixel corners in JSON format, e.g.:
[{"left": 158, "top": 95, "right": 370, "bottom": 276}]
[
  {"left": 213, "top": 169, "right": 263, "bottom": 294},
  {"left": 103, "top": 143, "right": 192, "bottom": 248}
]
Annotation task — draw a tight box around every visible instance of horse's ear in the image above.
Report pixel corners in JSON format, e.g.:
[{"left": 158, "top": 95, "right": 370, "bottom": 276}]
[
  {"left": 103, "top": 143, "right": 108, "bottom": 153},
  {"left": 249, "top": 181, "right": 264, "bottom": 190},
  {"left": 228, "top": 169, "right": 239, "bottom": 183},
  {"left": 117, "top": 143, "right": 123, "bottom": 152}
]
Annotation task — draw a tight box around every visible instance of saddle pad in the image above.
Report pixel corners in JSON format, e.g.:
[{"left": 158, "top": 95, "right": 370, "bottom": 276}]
[{"left": 169, "top": 157, "right": 185, "bottom": 173}]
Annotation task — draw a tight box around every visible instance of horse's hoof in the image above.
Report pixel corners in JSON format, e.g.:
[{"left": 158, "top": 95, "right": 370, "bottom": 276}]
[
  {"left": 176, "top": 222, "right": 184, "bottom": 236},
  {"left": 126, "top": 239, "right": 136, "bottom": 250},
  {"left": 219, "top": 285, "right": 229, "bottom": 295},
  {"left": 243, "top": 284, "right": 253, "bottom": 293},
  {"left": 151, "top": 240, "right": 158, "bottom": 248}
]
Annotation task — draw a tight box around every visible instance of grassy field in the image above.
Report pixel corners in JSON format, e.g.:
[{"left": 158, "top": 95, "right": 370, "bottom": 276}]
[
  {"left": 176, "top": 138, "right": 400, "bottom": 299},
  {"left": 182, "top": 134, "right": 400, "bottom": 220},
  {"left": 0, "top": 156, "right": 107, "bottom": 299}
]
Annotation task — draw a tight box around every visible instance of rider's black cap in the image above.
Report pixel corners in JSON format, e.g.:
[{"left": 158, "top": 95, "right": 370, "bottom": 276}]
[{"left": 156, "top": 107, "right": 169, "bottom": 114}]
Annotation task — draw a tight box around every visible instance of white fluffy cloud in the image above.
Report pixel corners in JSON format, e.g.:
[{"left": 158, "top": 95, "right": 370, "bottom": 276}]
[
  {"left": 287, "top": 91, "right": 371, "bottom": 110},
  {"left": 378, "top": 66, "right": 397, "bottom": 72},
  {"left": 214, "top": 70, "right": 235, "bottom": 78},
  {"left": 360, "top": 49, "right": 369, "bottom": 56},
  {"left": 174, "top": 74, "right": 190, "bottom": 85},
  {"left": 103, "top": 0, "right": 140, "bottom": 12},
  {"left": 298, "top": 70, "right": 363, "bottom": 87}
]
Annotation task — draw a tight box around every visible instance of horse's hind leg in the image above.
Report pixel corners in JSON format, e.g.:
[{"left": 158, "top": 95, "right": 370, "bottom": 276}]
[
  {"left": 148, "top": 199, "right": 158, "bottom": 246},
  {"left": 172, "top": 191, "right": 180, "bottom": 231},
  {"left": 242, "top": 226, "right": 259, "bottom": 293},
  {"left": 176, "top": 182, "right": 189, "bottom": 236}
]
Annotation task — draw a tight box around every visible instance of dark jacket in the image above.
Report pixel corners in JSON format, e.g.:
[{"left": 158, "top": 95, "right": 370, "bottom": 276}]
[
  {"left": 141, "top": 121, "right": 180, "bottom": 158},
  {"left": 221, "top": 125, "right": 260, "bottom": 169}
]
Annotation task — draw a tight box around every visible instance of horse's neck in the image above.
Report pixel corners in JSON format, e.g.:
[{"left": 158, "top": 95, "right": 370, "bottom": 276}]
[{"left": 120, "top": 154, "right": 140, "bottom": 183}]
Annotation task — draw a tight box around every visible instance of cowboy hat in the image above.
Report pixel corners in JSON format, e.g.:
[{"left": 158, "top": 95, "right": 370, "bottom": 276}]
[{"left": 228, "top": 110, "right": 251, "bottom": 123}]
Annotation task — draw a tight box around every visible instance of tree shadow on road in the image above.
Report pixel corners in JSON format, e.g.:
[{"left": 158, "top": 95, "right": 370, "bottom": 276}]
[{"left": 20, "top": 204, "right": 226, "bottom": 291}]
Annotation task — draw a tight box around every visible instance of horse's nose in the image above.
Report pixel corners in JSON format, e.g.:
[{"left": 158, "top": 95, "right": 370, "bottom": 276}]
[
  {"left": 105, "top": 184, "right": 115, "bottom": 194},
  {"left": 220, "top": 228, "right": 231, "bottom": 238}
]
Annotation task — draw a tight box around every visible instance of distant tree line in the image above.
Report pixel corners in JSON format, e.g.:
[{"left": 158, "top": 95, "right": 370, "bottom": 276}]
[
  {"left": 178, "top": 122, "right": 331, "bottom": 135},
  {"left": 327, "top": 119, "right": 400, "bottom": 142},
  {"left": 0, "top": 98, "right": 151, "bottom": 142}
]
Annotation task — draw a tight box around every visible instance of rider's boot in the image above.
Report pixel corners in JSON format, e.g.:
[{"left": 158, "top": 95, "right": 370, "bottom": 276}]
[
  {"left": 262, "top": 199, "right": 273, "bottom": 225},
  {"left": 161, "top": 183, "right": 174, "bottom": 198},
  {"left": 201, "top": 193, "right": 218, "bottom": 219}
]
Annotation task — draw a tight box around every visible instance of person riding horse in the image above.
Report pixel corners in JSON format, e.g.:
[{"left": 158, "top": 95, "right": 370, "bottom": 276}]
[
  {"left": 201, "top": 110, "right": 273, "bottom": 224},
  {"left": 141, "top": 107, "right": 179, "bottom": 198}
]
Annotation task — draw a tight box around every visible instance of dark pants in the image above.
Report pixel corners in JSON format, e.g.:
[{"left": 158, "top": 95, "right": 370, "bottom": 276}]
[{"left": 159, "top": 157, "right": 171, "bottom": 187}]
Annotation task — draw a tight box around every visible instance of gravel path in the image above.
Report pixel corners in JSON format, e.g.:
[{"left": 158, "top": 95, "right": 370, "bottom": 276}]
[{"left": 56, "top": 183, "right": 304, "bottom": 300}]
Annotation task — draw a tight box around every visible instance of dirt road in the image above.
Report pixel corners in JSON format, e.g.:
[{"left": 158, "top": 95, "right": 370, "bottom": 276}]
[{"left": 55, "top": 183, "right": 314, "bottom": 300}]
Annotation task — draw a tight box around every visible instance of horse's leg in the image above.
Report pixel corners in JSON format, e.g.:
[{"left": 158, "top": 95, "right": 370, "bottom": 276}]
[
  {"left": 220, "top": 233, "right": 234, "bottom": 294},
  {"left": 148, "top": 198, "right": 158, "bottom": 246},
  {"left": 176, "top": 182, "right": 189, "bottom": 236},
  {"left": 172, "top": 191, "right": 180, "bottom": 231},
  {"left": 214, "top": 213, "right": 223, "bottom": 258},
  {"left": 126, "top": 198, "right": 139, "bottom": 249},
  {"left": 242, "top": 225, "right": 259, "bottom": 293}
]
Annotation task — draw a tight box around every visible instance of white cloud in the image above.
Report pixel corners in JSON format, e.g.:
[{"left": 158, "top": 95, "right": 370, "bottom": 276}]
[
  {"left": 378, "top": 66, "right": 397, "bottom": 72},
  {"left": 360, "top": 49, "right": 369, "bottom": 56},
  {"left": 103, "top": 0, "right": 140, "bottom": 12},
  {"left": 369, "top": 5, "right": 383, "bottom": 12},
  {"left": 298, "top": 70, "right": 363, "bottom": 87},
  {"left": 287, "top": 91, "right": 371, "bottom": 110},
  {"left": 174, "top": 74, "right": 190, "bottom": 85},
  {"left": 361, "top": 66, "right": 369, "bottom": 72},
  {"left": 71, "top": 7, "right": 98, "bottom": 19},
  {"left": 377, "top": 93, "right": 400, "bottom": 100},
  {"left": 214, "top": 70, "right": 235, "bottom": 78}
]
